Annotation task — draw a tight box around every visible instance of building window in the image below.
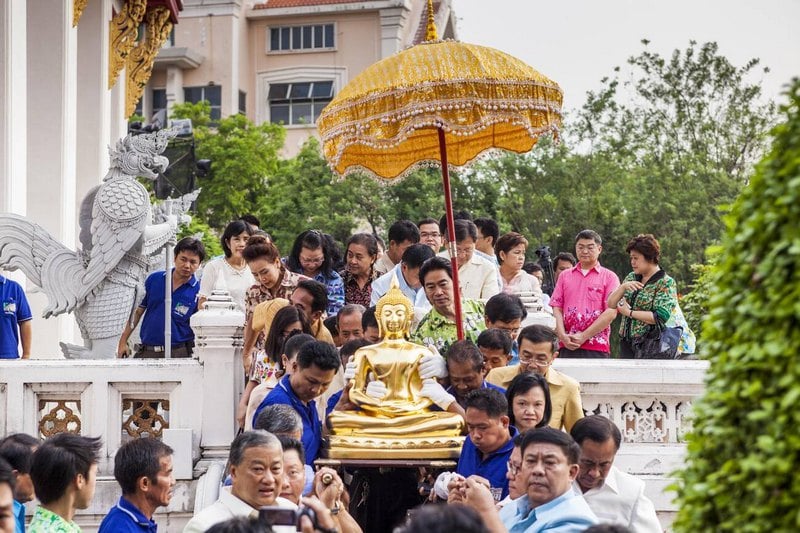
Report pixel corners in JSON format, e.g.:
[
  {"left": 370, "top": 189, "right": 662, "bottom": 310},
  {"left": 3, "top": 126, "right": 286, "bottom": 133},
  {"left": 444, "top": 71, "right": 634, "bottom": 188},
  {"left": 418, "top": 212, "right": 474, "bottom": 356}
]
[
  {"left": 269, "top": 24, "right": 334, "bottom": 52},
  {"left": 153, "top": 89, "right": 167, "bottom": 119},
  {"left": 268, "top": 81, "right": 333, "bottom": 125},
  {"left": 239, "top": 90, "right": 247, "bottom": 115},
  {"left": 184, "top": 85, "right": 222, "bottom": 120}
]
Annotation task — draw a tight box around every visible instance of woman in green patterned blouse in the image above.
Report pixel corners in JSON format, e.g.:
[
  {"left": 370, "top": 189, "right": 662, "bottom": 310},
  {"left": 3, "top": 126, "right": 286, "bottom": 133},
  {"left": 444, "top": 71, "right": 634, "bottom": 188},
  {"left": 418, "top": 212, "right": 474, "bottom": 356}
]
[{"left": 606, "top": 234, "right": 677, "bottom": 358}]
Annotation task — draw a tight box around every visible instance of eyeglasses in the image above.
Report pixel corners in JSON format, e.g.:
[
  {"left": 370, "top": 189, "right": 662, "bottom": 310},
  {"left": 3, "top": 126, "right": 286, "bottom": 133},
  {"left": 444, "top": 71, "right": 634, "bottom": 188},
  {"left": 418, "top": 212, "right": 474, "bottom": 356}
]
[
  {"left": 420, "top": 232, "right": 441, "bottom": 239},
  {"left": 576, "top": 244, "right": 597, "bottom": 252},
  {"left": 518, "top": 355, "right": 551, "bottom": 367},
  {"left": 495, "top": 326, "right": 520, "bottom": 337},
  {"left": 507, "top": 460, "right": 521, "bottom": 477},
  {"left": 300, "top": 256, "right": 324, "bottom": 265}
]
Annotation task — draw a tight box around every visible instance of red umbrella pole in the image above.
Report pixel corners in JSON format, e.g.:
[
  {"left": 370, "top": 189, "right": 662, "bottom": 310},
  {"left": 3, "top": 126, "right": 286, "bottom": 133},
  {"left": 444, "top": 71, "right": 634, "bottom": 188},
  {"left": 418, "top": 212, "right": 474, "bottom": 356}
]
[{"left": 437, "top": 127, "right": 465, "bottom": 340}]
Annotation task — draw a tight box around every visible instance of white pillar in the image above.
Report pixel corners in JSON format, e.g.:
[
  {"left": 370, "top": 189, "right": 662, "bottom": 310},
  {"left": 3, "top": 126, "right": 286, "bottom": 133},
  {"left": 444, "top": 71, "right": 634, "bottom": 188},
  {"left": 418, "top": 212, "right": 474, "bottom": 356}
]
[
  {"left": 75, "top": 0, "right": 112, "bottom": 212},
  {"left": 191, "top": 293, "right": 244, "bottom": 461},
  {"left": 166, "top": 66, "right": 185, "bottom": 113},
  {"left": 0, "top": 0, "right": 27, "bottom": 215},
  {"left": 26, "top": 0, "right": 79, "bottom": 356},
  {"left": 379, "top": 7, "right": 410, "bottom": 59}
]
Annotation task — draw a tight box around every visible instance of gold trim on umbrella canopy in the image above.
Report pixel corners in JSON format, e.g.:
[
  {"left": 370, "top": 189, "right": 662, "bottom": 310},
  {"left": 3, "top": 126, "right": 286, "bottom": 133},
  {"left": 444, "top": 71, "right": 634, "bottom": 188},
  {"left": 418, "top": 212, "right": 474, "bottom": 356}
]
[{"left": 317, "top": 40, "right": 563, "bottom": 182}]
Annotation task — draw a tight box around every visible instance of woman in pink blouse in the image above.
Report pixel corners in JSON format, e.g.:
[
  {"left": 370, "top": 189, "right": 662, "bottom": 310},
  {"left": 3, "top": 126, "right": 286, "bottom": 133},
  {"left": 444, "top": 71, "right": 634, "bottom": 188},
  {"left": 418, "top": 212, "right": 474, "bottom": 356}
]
[{"left": 496, "top": 232, "right": 543, "bottom": 300}]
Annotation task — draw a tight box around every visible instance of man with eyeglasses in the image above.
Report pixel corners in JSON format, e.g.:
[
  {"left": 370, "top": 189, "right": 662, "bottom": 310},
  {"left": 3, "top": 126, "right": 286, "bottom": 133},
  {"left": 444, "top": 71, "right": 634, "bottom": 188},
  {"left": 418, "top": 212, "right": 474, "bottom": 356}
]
[
  {"left": 550, "top": 229, "right": 620, "bottom": 358},
  {"left": 570, "top": 416, "right": 661, "bottom": 532},
  {"left": 485, "top": 325, "right": 583, "bottom": 431},
  {"left": 417, "top": 218, "right": 443, "bottom": 253},
  {"left": 437, "top": 219, "right": 500, "bottom": 300}
]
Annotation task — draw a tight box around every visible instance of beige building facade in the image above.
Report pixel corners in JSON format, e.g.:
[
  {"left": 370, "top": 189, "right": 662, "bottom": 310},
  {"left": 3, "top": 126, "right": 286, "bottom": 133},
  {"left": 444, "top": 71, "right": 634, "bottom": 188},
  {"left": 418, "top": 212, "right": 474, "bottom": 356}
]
[{"left": 145, "top": 0, "right": 457, "bottom": 156}]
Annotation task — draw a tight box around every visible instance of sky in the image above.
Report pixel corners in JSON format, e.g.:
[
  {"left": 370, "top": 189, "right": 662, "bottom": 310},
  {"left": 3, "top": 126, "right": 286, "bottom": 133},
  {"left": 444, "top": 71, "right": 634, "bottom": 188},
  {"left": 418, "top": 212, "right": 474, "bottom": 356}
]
[{"left": 454, "top": 0, "right": 800, "bottom": 115}]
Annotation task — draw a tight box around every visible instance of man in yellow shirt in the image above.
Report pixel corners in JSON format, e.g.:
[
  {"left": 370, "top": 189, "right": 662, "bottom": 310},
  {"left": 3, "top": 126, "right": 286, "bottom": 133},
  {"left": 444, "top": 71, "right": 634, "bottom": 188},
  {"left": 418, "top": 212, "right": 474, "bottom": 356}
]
[{"left": 486, "top": 325, "right": 583, "bottom": 431}]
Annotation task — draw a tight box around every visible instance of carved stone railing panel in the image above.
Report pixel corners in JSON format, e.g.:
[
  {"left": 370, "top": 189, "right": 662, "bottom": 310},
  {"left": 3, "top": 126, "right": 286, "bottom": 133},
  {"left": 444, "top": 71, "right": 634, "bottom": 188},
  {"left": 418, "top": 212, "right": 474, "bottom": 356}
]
[
  {"left": 122, "top": 398, "right": 170, "bottom": 440},
  {"left": 38, "top": 399, "right": 82, "bottom": 438}
]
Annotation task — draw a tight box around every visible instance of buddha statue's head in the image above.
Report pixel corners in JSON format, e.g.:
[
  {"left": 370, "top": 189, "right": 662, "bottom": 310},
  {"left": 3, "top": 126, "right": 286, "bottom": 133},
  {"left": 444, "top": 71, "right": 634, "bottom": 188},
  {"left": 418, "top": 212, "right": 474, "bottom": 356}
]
[{"left": 375, "top": 274, "right": 414, "bottom": 340}]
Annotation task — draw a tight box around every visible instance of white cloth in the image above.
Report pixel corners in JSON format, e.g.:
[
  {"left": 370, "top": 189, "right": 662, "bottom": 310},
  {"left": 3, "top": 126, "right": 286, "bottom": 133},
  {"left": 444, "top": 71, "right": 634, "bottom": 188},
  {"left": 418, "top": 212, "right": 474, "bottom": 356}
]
[
  {"left": 183, "top": 486, "right": 296, "bottom": 533},
  {"left": 373, "top": 254, "right": 396, "bottom": 277},
  {"left": 501, "top": 269, "right": 543, "bottom": 300},
  {"left": 438, "top": 252, "right": 500, "bottom": 300},
  {"left": 370, "top": 263, "right": 432, "bottom": 316},
  {"left": 198, "top": 257, "right": 255, "bottom": 314},
  {"left": 574, "top": 466, "right": 662, "bottom": 533}
]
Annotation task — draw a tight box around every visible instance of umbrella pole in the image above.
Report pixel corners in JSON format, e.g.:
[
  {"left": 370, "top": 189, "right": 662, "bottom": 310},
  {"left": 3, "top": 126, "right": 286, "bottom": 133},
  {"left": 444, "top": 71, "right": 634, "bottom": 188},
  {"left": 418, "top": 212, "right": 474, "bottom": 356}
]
[{"left": 437, "top": 127, "right": 465, "bottom": 340}]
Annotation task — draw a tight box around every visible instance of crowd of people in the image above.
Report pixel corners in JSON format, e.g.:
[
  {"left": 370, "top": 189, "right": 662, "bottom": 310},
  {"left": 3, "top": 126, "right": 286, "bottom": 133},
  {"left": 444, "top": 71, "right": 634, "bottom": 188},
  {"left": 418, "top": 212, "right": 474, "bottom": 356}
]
[{"left": 0, "top": 212, "right": 698, "bottom": 532}]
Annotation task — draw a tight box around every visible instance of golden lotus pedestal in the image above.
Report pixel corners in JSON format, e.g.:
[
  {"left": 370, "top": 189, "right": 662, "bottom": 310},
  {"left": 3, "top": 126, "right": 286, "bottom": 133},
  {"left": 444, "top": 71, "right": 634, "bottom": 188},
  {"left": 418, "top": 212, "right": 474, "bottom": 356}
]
[{"left": 323, "top": 435, "right": 464, "bottom": 460}]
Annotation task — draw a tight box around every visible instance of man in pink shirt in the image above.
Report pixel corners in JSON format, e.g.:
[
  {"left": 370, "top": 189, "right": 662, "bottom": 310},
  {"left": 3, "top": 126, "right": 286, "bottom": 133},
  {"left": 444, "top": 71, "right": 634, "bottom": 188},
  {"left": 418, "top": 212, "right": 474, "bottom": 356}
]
[{"left": 550, "top": 230, "right": 620, "bottom": 358}]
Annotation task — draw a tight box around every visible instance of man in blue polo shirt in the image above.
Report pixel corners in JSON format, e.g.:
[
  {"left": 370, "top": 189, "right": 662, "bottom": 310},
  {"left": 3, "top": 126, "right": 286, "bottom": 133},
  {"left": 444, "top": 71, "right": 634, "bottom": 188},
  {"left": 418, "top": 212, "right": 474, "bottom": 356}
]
[
  {"left": 98, "top": 438, "right": 175, "bottom": 532},
  {"left": 445, "top": 340, "right": 505, "bottom": 409},
  {"left": 0, "top": 274, "right": 32, "bottom": 360},
  {"left": 455, "top": 388, "right": 516, "bottom": 502},
  {"left": 252, "top": 340, "right": 339, "bottom": 465},
  {"left": 117, "top": 237, "right": 205, "bottom": 359}
]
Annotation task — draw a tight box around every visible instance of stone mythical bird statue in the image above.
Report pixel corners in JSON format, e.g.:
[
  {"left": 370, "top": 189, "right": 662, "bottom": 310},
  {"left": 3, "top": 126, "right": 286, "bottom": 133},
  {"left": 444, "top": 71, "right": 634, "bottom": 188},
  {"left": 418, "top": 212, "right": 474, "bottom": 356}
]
[{"left": 0, "top": 129, "right": 195, "bottom": 359}]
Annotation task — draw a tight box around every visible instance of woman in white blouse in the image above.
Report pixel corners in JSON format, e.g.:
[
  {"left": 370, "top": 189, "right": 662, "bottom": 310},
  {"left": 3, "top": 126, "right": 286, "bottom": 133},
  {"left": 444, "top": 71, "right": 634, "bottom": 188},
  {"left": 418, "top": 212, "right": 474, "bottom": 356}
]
[
  {"left": 496, "top": 231, "right": 543, "bottom": 300},
  {"left": 198, "top": 219, "right": 255, "bottom": 313}
]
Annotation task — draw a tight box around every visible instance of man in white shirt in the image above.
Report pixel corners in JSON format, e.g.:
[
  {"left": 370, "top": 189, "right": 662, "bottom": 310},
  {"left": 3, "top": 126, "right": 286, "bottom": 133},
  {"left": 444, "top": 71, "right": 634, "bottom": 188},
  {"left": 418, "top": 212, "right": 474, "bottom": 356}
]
[
  {"left": 373, "top": 220, "right": 420, "bottom": 277},
  {"left": 184, "top": 431, "right": 296, "bottom": 532},
  {"left": 570, "top": 415, "right": 662, "bottom": 532},
  {"left": 473, "top": 217, "right": 500, "bottom": 267},
  {"left": 439, "top": 219, "right": 500, "bottom": 301}
]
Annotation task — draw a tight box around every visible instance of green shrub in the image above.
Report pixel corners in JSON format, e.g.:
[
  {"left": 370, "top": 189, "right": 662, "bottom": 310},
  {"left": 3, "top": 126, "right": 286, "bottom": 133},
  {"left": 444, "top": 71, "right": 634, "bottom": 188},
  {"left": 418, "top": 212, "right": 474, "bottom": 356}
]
[{"left": 672, "top": 79, "right": 800, "bottom": 532}]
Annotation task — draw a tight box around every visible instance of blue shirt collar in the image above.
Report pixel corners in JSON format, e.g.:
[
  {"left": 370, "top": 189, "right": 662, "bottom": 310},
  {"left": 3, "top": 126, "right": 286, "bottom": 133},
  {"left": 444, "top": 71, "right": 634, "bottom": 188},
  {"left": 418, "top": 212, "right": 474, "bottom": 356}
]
[
  {"left": 116, "top": 496, "right": 156, "bottom": 527},
  {"left": 514, "top": 487, "right": 577, "bottom": 519}
]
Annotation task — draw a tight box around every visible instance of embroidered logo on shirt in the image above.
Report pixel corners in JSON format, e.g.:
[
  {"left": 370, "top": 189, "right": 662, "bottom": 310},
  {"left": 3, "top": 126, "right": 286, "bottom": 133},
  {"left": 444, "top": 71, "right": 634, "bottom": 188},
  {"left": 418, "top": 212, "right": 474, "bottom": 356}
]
[
  {"left": 174, "top": 302, "right": 190, "bottom": 316},
  {"left": 3, "top": 301, "right": 16, "bottom": 315}
]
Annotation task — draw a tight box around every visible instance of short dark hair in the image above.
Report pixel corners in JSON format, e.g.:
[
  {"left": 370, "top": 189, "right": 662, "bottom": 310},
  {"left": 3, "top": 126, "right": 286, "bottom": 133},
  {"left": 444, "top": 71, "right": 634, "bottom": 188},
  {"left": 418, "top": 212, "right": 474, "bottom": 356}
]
[
  {"left": 400, "top": 503, "right": 489, "bottom": 533},
  {"left": 323, "top": 315, "right": 339, "bottom": 337},
  {"left": 453, "top": 219, "right": 478, "bottom": 243},
  {"left": 506, "top": 373, "right": 552, "bottom": 429},
  {"left": 570, "top": 415, "right": 621, "bottom": 450},
  {"left": 438, "top": 210, "right": 473, "bottom": 235},
  {"left": 0, "top": 433, "right": 39, "bottom": 474},
  {"left": 419, "top": 256, "right": 452, "bottom": 285},
  {"left": 554, "top": 252, "right": 577, "bottom": 267},
  {"left": 417, "top": 217, "right": 440, "bottom": 229},
  {"left": 229, "top": 431, "right": 280, "bottom": 466},
  {"left": 388, "top": 220, "right": 420, "bottom": 245},
  {"left": 494, "top": 232, "right": 528, "bottom": 264},
  {"left": 474, "top": 218, "right": 499, "bottom": 246},
  {"left": 464, "top": 388, "right": 507, "bottom": 419},
  {"left": 476, "top": 329, "right": 513, "bottom": 354},
  {"left": 346, "top": 233, "right": 379, "bottom": 259},
  {"left": 239, "top": 214, "right": 261, "bottom": 229},
  {"left": 522, "top": 262, "right": 543, "bottom": 275},
  {"left": 340, "top": 338, "right": 371, "bottom": 359},
  {"left": 174, "top": 237, "right": 206, "bottom": 263},
  {"left": 362, "top": 306, "right": 378, "bottom": 331},
  {"left": 254, "top": 405, "right": 302, "bottom": 436},
  {"left": 206, "top": 516, "right": 269, "bottom": 533},
  {"left": 484, "top": 293, "right": 527, "bottom": 323},
  {"left": 582, "top": 525, "right": 633, "bottom": 533},
  {"left": 338, "top": 304, "right": 366, "bottom": 327},
  {"left": 296, "top": 340, "right": 340, "bottom": 371},
  {"left": 625, "top": 234, "right": 661, "bottom": 265},
  {"left": 575, "top": 229, "right": 602, "bottom": 245},
  {"left": 242, "top": 234, "right": 280, "bottom": 263},
  {"left": 518, "top": 324, "right": 558, "bottom": 353},
  {"left": 401, "top": 244, "right": 435, "bottom": 269},
  {"left": 114, "top": 438, "right": 174, "bottom": 496},
  {"left": 221, "top": 220, "right": 254, "bottom": 258},
  {"left": 30, "top": 433, "right": 102, "bottom": 504},
  {"left": 521, "top": 427, "right": 581, "bottom": 464},
  {"left": 276, "top": 435, "right": 305, "bottom": 465},
  {"left": 283, "top": 333, "right": 316, "bottom": 362},
  {"left": 265, "top": 306, "right": 311, "bottom": 365},
  {"left": 0, "top": 457, "right": 15, "bottom": 492},
  {"left": 296, "top": 279, "right": 328, "bottom": 314},
  {"left": 446, "top": 340, "right": 484, "bottom": 373}
]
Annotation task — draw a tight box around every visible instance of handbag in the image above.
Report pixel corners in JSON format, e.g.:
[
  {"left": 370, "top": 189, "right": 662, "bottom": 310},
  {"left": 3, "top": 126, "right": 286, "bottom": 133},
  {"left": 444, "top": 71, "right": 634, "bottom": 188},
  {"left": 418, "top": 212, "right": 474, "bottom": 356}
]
[{"left": 632, "top": 318, "right": 683, "bottom": 359}]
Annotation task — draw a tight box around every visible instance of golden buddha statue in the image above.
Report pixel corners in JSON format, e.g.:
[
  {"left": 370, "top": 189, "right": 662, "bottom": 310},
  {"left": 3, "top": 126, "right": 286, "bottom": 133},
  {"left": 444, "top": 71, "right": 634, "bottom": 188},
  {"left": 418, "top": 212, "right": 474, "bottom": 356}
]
[{"left": 325, "top": 276, "right": 464, "bottom": 459}]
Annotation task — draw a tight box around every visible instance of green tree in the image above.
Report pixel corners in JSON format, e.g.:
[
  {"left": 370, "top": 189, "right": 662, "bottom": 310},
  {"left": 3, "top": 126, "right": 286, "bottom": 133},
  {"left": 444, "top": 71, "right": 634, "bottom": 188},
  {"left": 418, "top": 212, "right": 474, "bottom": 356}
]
[
  {"left": 171, "top": 101, "right": 285, "bottom": 229},
  {"left": 672, "top": 79, "right": 800, "bottom": 532}
]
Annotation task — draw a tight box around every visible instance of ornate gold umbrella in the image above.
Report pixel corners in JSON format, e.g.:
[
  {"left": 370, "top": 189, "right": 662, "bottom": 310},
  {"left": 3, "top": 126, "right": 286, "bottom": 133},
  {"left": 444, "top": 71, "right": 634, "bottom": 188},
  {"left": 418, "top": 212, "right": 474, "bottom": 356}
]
[{"left": 317, "top": 1, "right": 563, "bottom": 339}]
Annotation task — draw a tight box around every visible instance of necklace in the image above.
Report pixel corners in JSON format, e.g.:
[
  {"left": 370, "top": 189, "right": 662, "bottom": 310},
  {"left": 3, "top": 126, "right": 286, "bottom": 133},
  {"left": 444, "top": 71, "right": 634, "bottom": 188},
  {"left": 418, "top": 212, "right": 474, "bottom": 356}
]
[{"left": 223, "top": 257, "right": 248, "bottom": 276}]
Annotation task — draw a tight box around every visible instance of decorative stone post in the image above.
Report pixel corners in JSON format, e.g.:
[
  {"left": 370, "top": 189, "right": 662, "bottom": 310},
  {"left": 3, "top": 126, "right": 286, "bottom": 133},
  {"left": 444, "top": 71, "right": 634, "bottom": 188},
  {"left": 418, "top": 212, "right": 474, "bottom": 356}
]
[{"left": 191, "top": 287, "right": 244, "bottom": 464}]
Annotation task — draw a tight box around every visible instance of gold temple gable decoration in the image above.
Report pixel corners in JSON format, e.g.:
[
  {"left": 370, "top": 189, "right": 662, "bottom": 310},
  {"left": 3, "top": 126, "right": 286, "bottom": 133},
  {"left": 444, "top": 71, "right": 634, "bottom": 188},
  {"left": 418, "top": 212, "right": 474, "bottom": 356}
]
[
  {"left": 109, "top": 0, "right": 148, "bottom": 89},
  {"left": 72, "top": 0, "right": 89, "bottom": 27},
  {"left": 125, "top": 7, "right": 173, "bottom": 118}
]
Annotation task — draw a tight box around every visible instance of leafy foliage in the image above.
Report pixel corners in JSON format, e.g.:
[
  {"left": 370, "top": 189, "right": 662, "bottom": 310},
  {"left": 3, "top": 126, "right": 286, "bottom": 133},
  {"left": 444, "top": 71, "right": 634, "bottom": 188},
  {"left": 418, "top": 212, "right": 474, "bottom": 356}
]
[{"left": 672, "top": 79, "right": 800, "bottom": 532}]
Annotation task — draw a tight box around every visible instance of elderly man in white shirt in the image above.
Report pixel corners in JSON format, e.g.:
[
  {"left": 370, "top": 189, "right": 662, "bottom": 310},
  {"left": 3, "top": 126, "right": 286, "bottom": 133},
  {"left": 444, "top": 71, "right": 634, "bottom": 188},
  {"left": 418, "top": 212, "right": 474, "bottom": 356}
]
[
  {"left": 570, "top": 415, "right": 663, "bottom": 533},
  {"left": 439, "top": 219, "right": 500, "bottom": 301},
  {"left": 184, "top": 431, "right": 296, "bottom": 533}
]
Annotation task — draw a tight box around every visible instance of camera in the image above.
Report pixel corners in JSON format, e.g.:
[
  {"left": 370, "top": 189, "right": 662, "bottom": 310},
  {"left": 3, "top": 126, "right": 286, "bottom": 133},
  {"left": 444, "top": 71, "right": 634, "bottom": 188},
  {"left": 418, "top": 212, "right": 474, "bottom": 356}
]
[
  {"left": 259, "top": 506, "right": 318, "bottom": 531},
  {"left": 534, "top": 245, "right": 552, "bottom": 260}
]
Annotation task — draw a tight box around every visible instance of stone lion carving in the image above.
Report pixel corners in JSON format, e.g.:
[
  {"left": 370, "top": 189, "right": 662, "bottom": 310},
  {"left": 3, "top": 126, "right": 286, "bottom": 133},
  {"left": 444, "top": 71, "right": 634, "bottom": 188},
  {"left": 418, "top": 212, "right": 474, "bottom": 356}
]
[{"left": 0, "top": 129, "right": 196, "bottom": 359}]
